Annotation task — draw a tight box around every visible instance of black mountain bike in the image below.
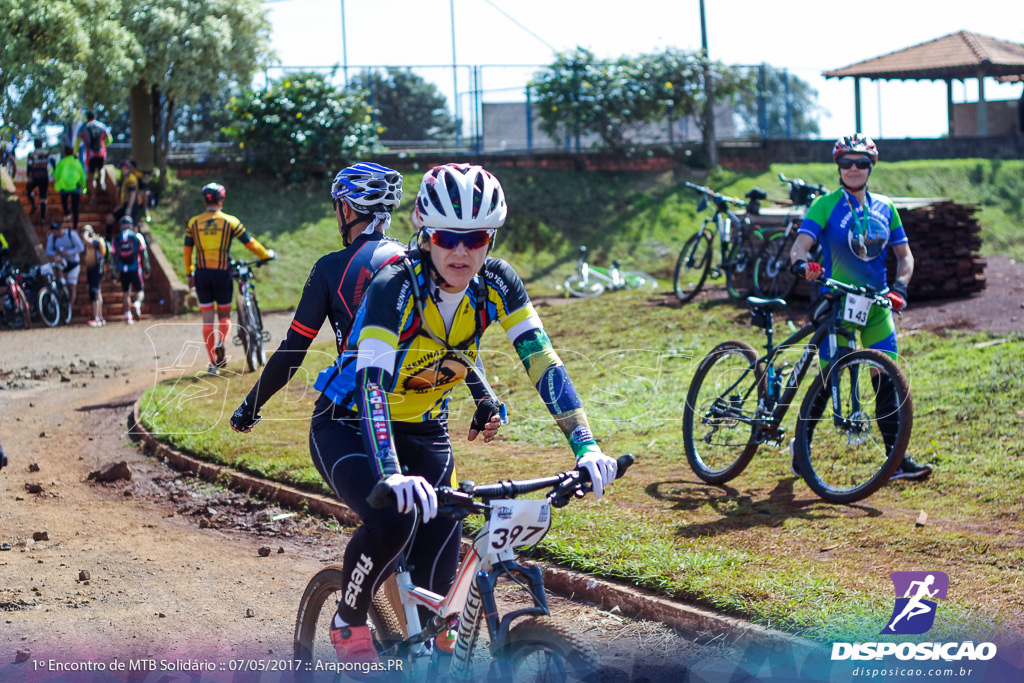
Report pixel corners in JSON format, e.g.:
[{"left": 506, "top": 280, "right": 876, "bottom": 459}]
[
  {"left": 682, "top": 276, "right": 913, "bottom": 504},
  {"left": 230, "top": 256, "right": 275, "bottom": 373},
  {"left": 673, "top": 182, "right": 767, "bottom": 303},
  {"left": 32, "top": 261, "right": 73, "bottom": 327},
  {"left": 751, "top": 173, "right": 827, "bottom": 300}
]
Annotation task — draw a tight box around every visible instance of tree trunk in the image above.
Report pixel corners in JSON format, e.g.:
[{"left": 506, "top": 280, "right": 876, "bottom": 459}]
[{"left": 129, "top": 81, "right": 155, "bottom": 172}]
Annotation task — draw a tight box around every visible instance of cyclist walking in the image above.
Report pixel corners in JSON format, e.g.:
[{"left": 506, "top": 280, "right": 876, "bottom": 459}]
[
  {"left": 25, "top": 139, "right": 53, "bottom": 224},
  {"left": 74, "top": 111, "right": 112, "bottom": 200},
  {"left": 184, "top": 182, "right": 273, "bottom": 375},
  {"left": 111, "top": 216, "right": 149, "bottom": 325},
  {"left": 54, "top": 146, "right": 87, "bottom": 232},
  {"left": 81, "top": 225, "right": 110, "bottom": 327},
  {"left": 292, "top": 163, "right": 617, "bottom": 664},
  {"left": 44, "top": 220, "right": 84, "bottom": 313},
  {"left": 790, "top": 134, "right": 931, "bottom": 481}
]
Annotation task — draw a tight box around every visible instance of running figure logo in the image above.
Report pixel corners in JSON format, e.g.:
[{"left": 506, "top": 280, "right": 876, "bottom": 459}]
[{"left": 881, "top": 571, "right": 949, "bottom": 635}]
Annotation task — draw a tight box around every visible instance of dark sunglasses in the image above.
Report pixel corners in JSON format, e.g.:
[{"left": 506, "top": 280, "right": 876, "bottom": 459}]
[
  {"left": 426, "top": 229, "right": 493, "bottom": 250},
  {"left": 837, "top": 158, "right": 873, "bottom": 170}
]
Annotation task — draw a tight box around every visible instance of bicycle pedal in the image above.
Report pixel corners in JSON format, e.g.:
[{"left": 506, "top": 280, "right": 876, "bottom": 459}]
[
  {"left": 233, "top": 335, "right": 243, "bottom": 345},
  {"left": 261, "top": 330, "right": 270, "bottom": 342}
]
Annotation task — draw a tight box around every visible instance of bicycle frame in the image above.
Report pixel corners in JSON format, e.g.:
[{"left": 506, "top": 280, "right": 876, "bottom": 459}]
[
  {"left": 383, "top": 518, "right": 551, "bottom": 679},
  {"left": 706, "top": 281, "right": 887, "bottom": 445}
]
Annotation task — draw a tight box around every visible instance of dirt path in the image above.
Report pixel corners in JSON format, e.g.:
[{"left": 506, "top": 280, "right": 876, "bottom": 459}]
[{"left": 0, "top": 312, "right": 721, "bottom": 682}]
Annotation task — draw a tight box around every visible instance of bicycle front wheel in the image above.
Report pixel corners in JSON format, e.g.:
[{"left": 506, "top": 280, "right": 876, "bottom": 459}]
[
  {"left": 673, "top": 231, "right": 712, "bottom": 303},
  {"left": 37, "top": 287, "right": 61, "bottom": 327},
  {"left": 793, "top": 349, "right": 913, "bottom": 504},
  {"left": 248, "top": 292, "right": 267, "bottom": 368},
  {"left": 753, "top": 231, "right": 798, "bottom": 300},
  {"left": 498, "top": 616, "right": 600, "bottom": 683},
  {"left": 293, "top": 566, "right": 406, "bottom": 670},
  {"left": 683, "top": 341, "right": 762, "bottom": 484},
  {"left": 563, "top": 274, "right": 604, "bottom": 298}
]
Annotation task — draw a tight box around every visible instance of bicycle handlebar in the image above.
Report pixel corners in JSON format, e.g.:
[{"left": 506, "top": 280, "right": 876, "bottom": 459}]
[
  {"left": 789, "top": 265, "right": 893, "bottom": 309},
  {"left": 367, "top": 454, "right": 635, "bottom": 514},
  {"left": 684, "top": 181, "right": 747, "bottom": 209},
  {"left": 777, "top": 172, "right": 827, "bottom": 194}
]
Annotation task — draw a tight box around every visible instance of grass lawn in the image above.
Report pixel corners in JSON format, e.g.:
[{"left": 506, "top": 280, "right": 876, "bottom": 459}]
[{"left": 139, "top": 285, "right": 1024, "bottom": 645}]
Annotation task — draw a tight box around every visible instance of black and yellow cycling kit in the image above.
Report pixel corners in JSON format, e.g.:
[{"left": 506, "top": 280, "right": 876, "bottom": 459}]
[{"left": 184, "top": 210, "right": 271, "bottom": 274}]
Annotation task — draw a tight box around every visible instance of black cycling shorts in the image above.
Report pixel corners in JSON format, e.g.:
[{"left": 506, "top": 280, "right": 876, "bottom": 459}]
[
  {"left": 119, "top": 269, "right": 143, "bottom": 293},
  {"left": 193, "top": 268, "right": 233, "bottom": 307}
]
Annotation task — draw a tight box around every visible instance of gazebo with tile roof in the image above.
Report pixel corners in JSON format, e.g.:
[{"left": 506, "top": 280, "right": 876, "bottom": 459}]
[{"left": 824, "top": 31, "right": 1024, "bottom": 136}]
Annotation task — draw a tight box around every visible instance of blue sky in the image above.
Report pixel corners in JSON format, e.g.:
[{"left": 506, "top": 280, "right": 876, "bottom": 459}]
[{"left": 264, "top": 0, "right": 1024, "bottom": 140}]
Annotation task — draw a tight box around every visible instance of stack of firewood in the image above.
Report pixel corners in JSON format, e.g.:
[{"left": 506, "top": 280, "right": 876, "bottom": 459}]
[{"left": 890, "top": 200, "right": 986, "bottom": 300}]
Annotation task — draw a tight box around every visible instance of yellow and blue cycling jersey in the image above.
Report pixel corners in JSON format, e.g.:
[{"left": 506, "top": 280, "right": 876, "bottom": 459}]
[
  {"left": 184, "top": 209, "right": 270, "bottom": 274},
  {"left": 315, "top": 253, "right": 597, "bottom": 477}
]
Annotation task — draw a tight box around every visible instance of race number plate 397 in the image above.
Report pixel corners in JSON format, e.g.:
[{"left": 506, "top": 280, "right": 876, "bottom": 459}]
[
  {"left": 843, "top": 293, "right": 873, "bottom": 326},
  {"left": 487, "top": 499, "right": 551, "bottom": 559}
]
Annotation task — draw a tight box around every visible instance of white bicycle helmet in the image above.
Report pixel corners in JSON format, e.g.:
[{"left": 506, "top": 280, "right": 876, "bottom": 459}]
[
  {"left": 413, "top": 163, "right": 507, "bottom": 231},
  {"left": 330, "top": 162, "right": 403, "bottom": 214}
]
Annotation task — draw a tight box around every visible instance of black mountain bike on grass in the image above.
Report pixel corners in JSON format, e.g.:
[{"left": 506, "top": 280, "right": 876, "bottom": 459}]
[
  {"left": 682, "top": 275, "right": 912, "bottom": 504},
  {"left": 230, "top": 255, "right": 275, "bottom": 373},
  {"left": 673, "top": 182, "right": 767, "bottom": 303}
]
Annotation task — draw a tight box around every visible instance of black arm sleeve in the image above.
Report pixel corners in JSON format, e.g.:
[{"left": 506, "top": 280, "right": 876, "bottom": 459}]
[{"left": 244, "top": 327, "right": 315, "bottom": 410}]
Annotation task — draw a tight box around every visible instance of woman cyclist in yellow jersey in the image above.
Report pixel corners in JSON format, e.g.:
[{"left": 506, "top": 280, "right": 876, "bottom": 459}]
[
  {"left": 184, "top": 182, "right": 274, "bottom": 375},
  {"left": 307, "top": 163, "right": 618, "bottom": 664}
]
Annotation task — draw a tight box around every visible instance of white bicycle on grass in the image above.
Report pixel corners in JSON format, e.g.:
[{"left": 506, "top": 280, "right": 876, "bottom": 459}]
[
  {"left": 563, "top": 246, "right": 658, "bottom": 298},
  {"left": 294, "top": 454, "right": 634, "bottom": 681}
]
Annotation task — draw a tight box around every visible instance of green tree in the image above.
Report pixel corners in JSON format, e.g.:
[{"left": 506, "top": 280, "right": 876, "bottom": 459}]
[
  {"left": 223, "top": 71, "right": 381, "bottom": 177},
  {"left": 119, "top": 0, "right": 273, "bottom": 189},
  {"left": 531, "top": 47, "right": 748, "bottom": 152},
  {"left": 733, "top": 65, "right": 822, "bottom": 139},
  {"left": 0, "top": 0, "right": 137, "bottom": 128},
  {"left": 346, "top": 68, "right": 456, "bottom": 142}
]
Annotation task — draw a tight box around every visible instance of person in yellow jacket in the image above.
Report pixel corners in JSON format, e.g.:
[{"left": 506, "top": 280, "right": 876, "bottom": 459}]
[
  {"left": 54, "top": 146, "right": 87, "bottom": 233},
  {"left": 184, "top": 182, "right": 275, "bottom": 375}
]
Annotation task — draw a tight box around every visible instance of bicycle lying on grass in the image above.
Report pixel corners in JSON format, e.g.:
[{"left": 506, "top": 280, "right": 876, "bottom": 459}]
[
  {"left": 751, "top": 173, "right": 827, "bottom": 300},
  {"left": 563, "top": 245, "right": 658, "bottom": 298},
  {"left": 230, "top": 255, "right": 275, "bottom": 373},
  {"left": 294, "top": 454, "right": 634, "bottom": 681},
  {"left": 683, "top": 274, "right": 912, "bottom": 504},
  {"left": 673, "top": 182, "right": 767, "bottom": 303}
]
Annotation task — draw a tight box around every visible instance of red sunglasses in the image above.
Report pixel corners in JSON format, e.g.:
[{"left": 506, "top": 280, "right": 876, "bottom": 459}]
[{"left": 426, "top": 229, "right": 494, "bottom": 250}]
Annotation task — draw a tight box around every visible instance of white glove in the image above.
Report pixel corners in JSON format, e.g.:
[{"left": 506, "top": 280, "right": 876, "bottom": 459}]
[
  {"left": 266, "top": 249, "right": 277, "bottom": 261},
  {"left": 384, "top": 473, "right": 438, "bottom": 522},
  {"left": 577, "top": 450, "right": 617, "bottom": 499}
]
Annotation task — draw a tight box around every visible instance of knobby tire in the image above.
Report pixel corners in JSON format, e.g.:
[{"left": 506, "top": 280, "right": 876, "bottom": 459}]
[
  {"left": 793, "top": 349, "right": 913, "bottom": 504},
  {"left": 753, "top": 231, "right": 799, "bottom": 300},
  {"left": 37, "top": 287, "right": 61, "bottom": 328},
  {"left": 293, "top": 566, "right": 405, "bottom": 675},
  {"left": 683, "top": 340, "right": 763, "bottom": 484},
  {"left": 673, "top": 231, "right": 712, "bottom": 303},
  {"left": 563, "top": 274, "right": 605, "bottom": 298},
  {"left": 499, "top": 616, "right": 600, "bottom": 683}
]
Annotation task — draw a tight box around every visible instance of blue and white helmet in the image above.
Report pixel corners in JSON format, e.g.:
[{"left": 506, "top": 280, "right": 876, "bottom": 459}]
[
  {"left": 413, "top": 163, "right": 507, "bottom": 231},
  {"left": 330, "top": 162, "right": 403, "bottom": 214}
]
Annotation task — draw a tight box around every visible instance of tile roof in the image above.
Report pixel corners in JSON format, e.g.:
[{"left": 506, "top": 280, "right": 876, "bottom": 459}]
[{"left": 823, "top": 31, "right": 1024, "bottom": 82}]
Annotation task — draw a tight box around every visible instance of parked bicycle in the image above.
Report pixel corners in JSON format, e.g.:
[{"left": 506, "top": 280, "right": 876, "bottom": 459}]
[
  {"left": 751, "top": 174, "right": 827, "bottom": 300},
  {"left": 230, "top": 255, "right": 274, "bottom": 373},
  {"left": 30, "top": 261, "right": 73, "bottom": 327},
  {"left": 673, "top": 182, "right": 767, "bottom": 303},
  {"left": 682, "top": 275, "right": 912, "bottom": 504},
  {"left": 1, "top": 262, "right": 32, "bottom": 329},
  {"left": 294, "top": 454, "right": 634, "bottom": 681},
  {"left": 563, "top": 245, "right": 658, "bottom": 298}
]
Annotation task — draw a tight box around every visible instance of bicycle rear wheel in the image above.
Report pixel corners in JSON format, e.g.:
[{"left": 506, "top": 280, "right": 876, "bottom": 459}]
[
  {"left": 673, "top": 231, "right": 712, "bottom": 303},
  {"left": 37, "top": 287, "right": 61, "bottom": 327},
  {"left": 293, "top": 566, "right": 406, "bottom": 670},
  {"left": 58, "top": 284, "right": 73, "bottom": 325},
  {"left": 622, "top": 271, "right": 658, "bottom": 292},
  {"left": 563, "top": 274, "right": 604, "bottom": 298},
  {"left": 753, "top": 231, "right": 798, "bottom": 300},
  {"left": 683, "top": 341, "right": 763, "bottom": 484},
  {"left": 498, "top": 616, "right": 600, "bottom": 683},
  {"left": 793, "top": 349, "right": 913, "bottom": 504},
  {"left": 724, "top": 239, "right": 756, "bottom": 300}
]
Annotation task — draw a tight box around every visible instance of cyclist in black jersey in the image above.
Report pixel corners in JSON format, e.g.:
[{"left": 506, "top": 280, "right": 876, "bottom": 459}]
[{"left": 300, "top": 163, "right": 618, "bottom": 665}]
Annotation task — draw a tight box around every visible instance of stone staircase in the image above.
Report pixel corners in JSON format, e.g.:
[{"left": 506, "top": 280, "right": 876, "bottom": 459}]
[{"left": 7, "top": 166, "right": 186, "bottom": 322}]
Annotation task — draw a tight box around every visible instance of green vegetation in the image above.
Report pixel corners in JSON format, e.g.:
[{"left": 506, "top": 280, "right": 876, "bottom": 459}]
[{"left": 139, "top": 159, "right": 1024, "bottom": 644}]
